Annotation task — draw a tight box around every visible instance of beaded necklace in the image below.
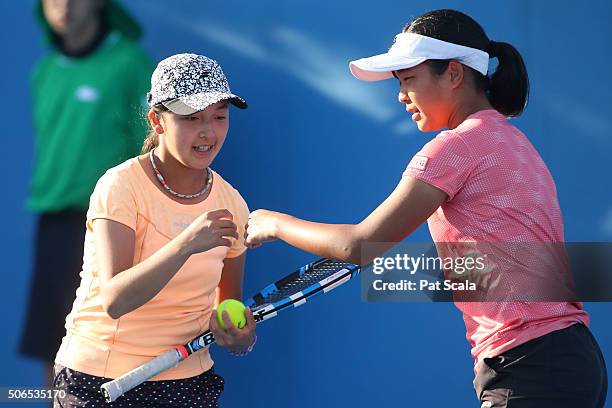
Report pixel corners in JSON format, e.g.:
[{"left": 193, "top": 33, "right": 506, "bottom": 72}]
[{"left": 149, "top": 149, "right": 212, "bottom": 199}]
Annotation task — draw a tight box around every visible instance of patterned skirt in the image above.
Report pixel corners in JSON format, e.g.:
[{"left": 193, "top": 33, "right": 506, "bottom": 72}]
[{"left": 53, "top": 364, "right": 225, "bottom": 407}]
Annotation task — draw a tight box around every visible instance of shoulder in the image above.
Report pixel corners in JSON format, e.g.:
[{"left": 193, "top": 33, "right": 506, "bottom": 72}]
[
  {"left": 95, "top": 157, "right": 141, "bottom": 192},
  {"left": 420, "top": 129, "right": 474, "bottom": 159},
  {"left": 452, "top": 109, "right": 510, "bottom": 140},
  {"left": 31, "top": 52, "right": 59, "bottom": 81},
  {"left": 211, "top": 171, "right": 249, "bottom": 213}
]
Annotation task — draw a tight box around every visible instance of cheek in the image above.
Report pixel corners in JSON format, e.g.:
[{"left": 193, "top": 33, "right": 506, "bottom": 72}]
[
  {"left": 44, "top": 10, "right": 65, "bottom": 32},
  {"left": 163, "top": 126, "right": 188, "bottom": 150},
  {"left": 214, "top": 122, "right": 229, "bottom": 141}
]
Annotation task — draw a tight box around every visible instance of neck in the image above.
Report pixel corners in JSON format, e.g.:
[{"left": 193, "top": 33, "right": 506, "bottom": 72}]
[
  {"left": 447, "top": 93, "right": 494, "bottom": 130},
  {"left": 153, "top": 148, "right": 207, "bottom": 194},
  {"left": 61, "top": 17, "right": 104, "bottom": 56}
]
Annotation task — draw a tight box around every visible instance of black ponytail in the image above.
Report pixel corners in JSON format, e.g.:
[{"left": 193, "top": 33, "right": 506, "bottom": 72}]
[
  {"left": 404, "top": 9, "right": 529, "bottom": 117},
  {"left": 487, "top": 41, "right": 529, "bottom": 117}
]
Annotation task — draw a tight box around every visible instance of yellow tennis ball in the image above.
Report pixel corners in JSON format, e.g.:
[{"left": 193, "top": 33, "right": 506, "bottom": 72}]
[{"left": 217, "top": 299, "right": 246, "bottom": 330}]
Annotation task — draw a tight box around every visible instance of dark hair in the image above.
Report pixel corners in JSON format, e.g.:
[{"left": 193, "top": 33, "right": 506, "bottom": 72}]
[
  {"left": 141, "top": 104, "right": 169, "bottom": 154},
  {"left": 403, "top": 9, "right": 529, "bottom": 117}
]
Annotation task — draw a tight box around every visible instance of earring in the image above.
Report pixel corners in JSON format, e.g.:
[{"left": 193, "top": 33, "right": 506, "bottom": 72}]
[{"left": 155, "top": 125, "right": 164, "bottom": 134}]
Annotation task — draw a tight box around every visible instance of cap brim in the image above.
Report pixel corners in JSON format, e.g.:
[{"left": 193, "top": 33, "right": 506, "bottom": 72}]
[
  {"left": 162, "top": 92, "right": 247, "bottom": 115},
  {"left": 349, "top": 53, "right": 427, "bottom": 81}
]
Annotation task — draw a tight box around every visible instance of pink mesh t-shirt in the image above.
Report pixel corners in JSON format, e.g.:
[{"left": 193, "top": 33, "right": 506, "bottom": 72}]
[{"left": 404, "top": 109, "right": 589, "bottom": 371}]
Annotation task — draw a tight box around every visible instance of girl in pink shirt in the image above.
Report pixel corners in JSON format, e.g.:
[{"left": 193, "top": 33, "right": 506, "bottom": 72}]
[{"left": 245, "top": 9, "right": 607, "bottom": 408}]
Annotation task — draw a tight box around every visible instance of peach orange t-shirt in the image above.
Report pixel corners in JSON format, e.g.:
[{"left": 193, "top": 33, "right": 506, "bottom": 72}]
[
  {"left": 55, "top": 157, "right": 249, "bottom": 380},
  {"left": 404, "top": 109, "right": 589, "bottom": 372}
]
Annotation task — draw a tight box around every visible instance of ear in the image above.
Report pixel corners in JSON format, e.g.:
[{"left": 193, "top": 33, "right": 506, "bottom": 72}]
[
  {"left": 148, "top": 110, "right": 165, "bottom": 134},
  {"left": 447, "top": 60, "right": 465, "bottom": 89}
]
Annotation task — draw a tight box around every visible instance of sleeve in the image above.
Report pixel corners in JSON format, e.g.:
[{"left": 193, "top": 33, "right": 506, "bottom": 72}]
[
  {"left": 403, "top": 130, "right": 476, "bottom": 201},
  {"left": 225, "top": 189, "right": 250, "bottom": 259},
  {"left": 86, "top": 170, "right": 138, "bottom": 231}
]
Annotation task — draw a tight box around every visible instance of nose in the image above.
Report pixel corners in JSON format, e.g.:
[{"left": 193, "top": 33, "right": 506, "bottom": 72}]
[
  {"left": 198, "top": 121, "right": 214, "bottom": 138},
  {"left": 398, "top": 90, "right": 410, "bottom": 104}
]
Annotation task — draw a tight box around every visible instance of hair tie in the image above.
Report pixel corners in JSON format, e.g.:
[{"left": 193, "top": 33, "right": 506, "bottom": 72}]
[{"left": 488, "top": 40, "right": 498, "bottom": 58}]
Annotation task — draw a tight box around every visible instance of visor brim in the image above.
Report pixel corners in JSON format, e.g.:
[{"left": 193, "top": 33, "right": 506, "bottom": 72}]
[
  {"left": 349, "top": 53, "right": 427, "bottom": 82},
  {"left": 162, "top": 92, "right": 248, "bottom": 115}
]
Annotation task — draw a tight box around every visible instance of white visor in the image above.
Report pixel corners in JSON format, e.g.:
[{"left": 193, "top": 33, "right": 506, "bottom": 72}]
[{"left": 349, "top": 33, "right": 490, "bottom": 81}]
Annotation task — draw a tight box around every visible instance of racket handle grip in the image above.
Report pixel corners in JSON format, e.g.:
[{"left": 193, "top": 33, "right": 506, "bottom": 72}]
[{"left": 100, "top": 348, "right": 182, "bottom": 402}]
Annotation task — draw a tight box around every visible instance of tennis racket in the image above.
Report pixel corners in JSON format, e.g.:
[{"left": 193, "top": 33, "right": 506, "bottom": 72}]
[{"left": 101, "top": 258, "right": 360, "bottom": 402}]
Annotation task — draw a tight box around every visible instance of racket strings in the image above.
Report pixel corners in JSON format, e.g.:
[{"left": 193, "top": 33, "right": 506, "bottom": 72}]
[{"left": 259, "top": 262, "right": 352, "bottom": 304}]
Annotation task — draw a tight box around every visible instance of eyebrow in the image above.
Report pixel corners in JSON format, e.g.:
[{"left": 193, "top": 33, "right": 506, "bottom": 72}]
[{"left": 393, "top": 68, "right": 415, "bottom": 79}]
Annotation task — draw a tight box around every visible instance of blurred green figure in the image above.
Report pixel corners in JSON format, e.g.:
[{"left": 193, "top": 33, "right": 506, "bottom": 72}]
[{"left": 20, "top": 0, "right": 153, "bottom": 386}]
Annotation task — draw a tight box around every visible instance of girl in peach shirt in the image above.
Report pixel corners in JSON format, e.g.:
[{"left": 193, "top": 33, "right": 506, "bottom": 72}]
[{"left": 53, "top": 53, "right": 256, "bottom": 407}]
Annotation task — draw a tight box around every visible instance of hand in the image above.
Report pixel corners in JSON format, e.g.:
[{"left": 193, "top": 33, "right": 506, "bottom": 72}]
[
  {"left": 209, "top": 307, "right": 257, "bottom": 354},
  {"left": 245, "top": 209, "right": 281, "bottom": 248},
  {"left": 179, "top": 209, "right": 238, "bottom": 255}
]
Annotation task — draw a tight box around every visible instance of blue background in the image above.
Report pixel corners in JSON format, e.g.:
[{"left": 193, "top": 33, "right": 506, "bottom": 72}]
[{"left": 3, "top": 1, "right": 611, "bottom": 407}]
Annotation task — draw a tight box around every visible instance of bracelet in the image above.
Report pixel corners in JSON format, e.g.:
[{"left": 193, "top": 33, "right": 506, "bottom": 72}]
[{"left": 229, "top": 333, "right": 257, "bottom": 357}]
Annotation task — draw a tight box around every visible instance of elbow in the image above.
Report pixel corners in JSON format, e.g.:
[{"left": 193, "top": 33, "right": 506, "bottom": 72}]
[
  {"left": 347, "top": 252, "right": 364, "bottom": 266},
  {"left": 340, "top": 234, "right": 363, "bottom": 266},
  {"left": 100, "top": 289, "right": 124, "bottom": 320},
  {"left": 102, "top": 300, "right": 123, "bottom": 320},
  {"left": 104, "top": 305, "right": 123, "bottom": 320}
]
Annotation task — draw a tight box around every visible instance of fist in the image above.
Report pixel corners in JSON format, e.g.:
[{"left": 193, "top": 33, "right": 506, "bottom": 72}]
[
  {"left": 181, "top": 209, "right": 238, "bottom": 255},
  {"left": 245, "top": 209, "right": 279, "bottom": 248}
]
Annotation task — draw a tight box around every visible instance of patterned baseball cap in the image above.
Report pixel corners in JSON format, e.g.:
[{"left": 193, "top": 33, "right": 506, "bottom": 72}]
[{"left": 147, "top": 53, "right": 247, "bottom": 115}]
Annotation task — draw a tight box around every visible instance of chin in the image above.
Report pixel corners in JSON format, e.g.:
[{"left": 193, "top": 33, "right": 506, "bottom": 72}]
[
  {"left": 418, "top": 120, "right": 444, "bottom": 133},
  {"left": 188, "top": 159, "right": 212, "bottom": 170},
  {"left": 192, "top": 153, "right": 218, "bottom": 169}
]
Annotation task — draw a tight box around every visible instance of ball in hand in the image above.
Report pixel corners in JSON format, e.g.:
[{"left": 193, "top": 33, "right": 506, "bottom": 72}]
[{"left": 216, "top": 299, "right": 247, "bottom": 330}]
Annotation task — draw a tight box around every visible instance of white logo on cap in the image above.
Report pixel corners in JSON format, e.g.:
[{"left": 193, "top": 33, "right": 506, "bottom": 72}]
[{"left": 75, "top": 85, "right": 99, "bottom": 102}]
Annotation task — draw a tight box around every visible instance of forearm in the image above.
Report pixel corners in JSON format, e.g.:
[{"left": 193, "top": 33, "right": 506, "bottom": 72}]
[
  {"left": 275, "top": 214, "right": 362, "bottom": 264},
  {"left": 102, "top": 239, "right": 191, "bottom": 319},
  {"left": 215, "top": 254, "right": 246, "bottom": 306}
]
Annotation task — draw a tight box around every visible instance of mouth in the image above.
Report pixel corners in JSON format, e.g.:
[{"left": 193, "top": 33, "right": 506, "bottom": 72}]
[
  {"left": 192, "top": 144, "right": 214, "bottom": 154},
  {"left": 406, "top": 106, "right": 421, "bottom": 121}
]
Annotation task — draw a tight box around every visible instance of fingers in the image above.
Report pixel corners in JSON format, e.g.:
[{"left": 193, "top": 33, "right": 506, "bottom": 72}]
[
  {"left": 217, "top": 238, "right": 232, "bottom": 248},
  {"left": 245, "top": 307, "right": 256, "bottom": 326},
  {"left": 222, "top": 311, "right": 241, "bottom": 337},
  {"left": 217, "top": 227, "right": 239, "bottom": 240},
  {"left": 244, "top": 223, "right": 258, "bottom": 245},
  {"left": 209, "top": 309, "right": 228, "bottom": 346},
  {"left": 206, "top": 209, "right": 234, "bottom": 221},
  {"left": 244, "top": 222, "right": 259, "bottom": 248},
  {"left": 213, "top": 227, "right": 238, "bottom": 248},
  {"left": 244, "top": 231, "right": 264, "bottom": 247},
  {"left": 214, "top": 219, "right": 237, "bottom": 229},
  {"left": 210, "top": 308, "right": 256, "bottom": 353},
  {"left": 209, "top": 309, "right": 219, "bottom": 331}
]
